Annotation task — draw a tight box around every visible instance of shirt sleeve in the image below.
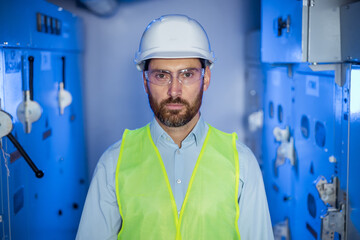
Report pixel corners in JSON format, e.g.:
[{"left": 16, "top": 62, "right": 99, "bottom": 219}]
[
  {"left": 75, "top": 140, "right": 122, "bottom": 240},
  {"left": 236, "top": 141, "right": 274, "bottom": 240}
]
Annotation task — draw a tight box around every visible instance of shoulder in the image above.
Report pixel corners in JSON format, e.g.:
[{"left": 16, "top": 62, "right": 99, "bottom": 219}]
[
  {"left": 236, "top": 140, "right": 255, "bottom": 160},
  {"left": 94, "top": 139, "right": 122, "bottom": 181},
  {"left": 235, "top": 140, "right": 262, "bottom": 184},
  {"left": 96, "top": 125, "right": 150, "bottom": 172},
  {"left": 99, "top": 139, "right": 122, "bottom": 163},
  {"left": 205, "top": 123, "right": 261, "bottom": 182}
]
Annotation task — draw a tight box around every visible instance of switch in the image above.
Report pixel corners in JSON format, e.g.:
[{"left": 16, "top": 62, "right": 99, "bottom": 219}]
[
  {"left": 44, "top": 15, "right": 50, "bottom": 33},
  {"left": 17, "top": 56, "right": 42, "bottom": 133},
  {"left": 58, "top": 56, "right": 72, "bottom": 115},
  {"left": 36, "top": 13, "right": 42, "bottom": 32},
  {"left": 50, "top": 17, "right": 55, "bottom": 34},
  {"left": 55, "top": 19, "right": 61, "bottom": 35}
]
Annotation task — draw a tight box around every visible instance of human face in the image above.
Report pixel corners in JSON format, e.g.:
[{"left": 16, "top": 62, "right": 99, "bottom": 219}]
[{"left": 143, "top": 58, "right": 210, "bottom": 128}]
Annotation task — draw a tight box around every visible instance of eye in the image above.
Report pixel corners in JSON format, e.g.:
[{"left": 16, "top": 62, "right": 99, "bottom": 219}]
[
  {"left": 152, "top": 71, "right": 170, "bottom": 81},
  {"left": 155, "top": 73, "right": 166, "bottom": 79},
  {"left": 183, "top": 72, "right": 193, "bottom": 78},
  {"left": 180, "top": 70, "right": 196, "bottom": 79}
]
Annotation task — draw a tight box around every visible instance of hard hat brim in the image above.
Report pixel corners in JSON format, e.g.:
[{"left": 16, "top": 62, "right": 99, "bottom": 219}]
[{"left": 135, "top": 51, "right": 215, "bottom": 71}]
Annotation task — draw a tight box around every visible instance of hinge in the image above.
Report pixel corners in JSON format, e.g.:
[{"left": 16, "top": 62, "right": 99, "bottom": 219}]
[
  {"left": 315, "top": 176, "right": 338, "bottom": 207},
  {"left": 273, "top": 218, "right": 290, "bottom": 240},
  {"left": 321, "top": 204, "right": 346, "bottom": 240},
  {"left": 315, "top": 176, "right": 346, "bottom": 239}
]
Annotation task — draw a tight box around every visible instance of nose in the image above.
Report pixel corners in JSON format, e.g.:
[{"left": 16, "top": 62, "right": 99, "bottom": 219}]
[{"left": 168, "top": 77, "right": 182, "bottom": 98}]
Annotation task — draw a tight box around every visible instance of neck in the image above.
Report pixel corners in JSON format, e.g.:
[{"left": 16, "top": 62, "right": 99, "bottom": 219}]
[{"left": 156, "top": 113, "right": 200, "bottom": 148}]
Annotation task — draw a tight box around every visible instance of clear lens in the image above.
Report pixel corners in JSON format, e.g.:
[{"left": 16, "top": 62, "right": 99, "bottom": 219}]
[{"left": 145, "top": 68, "right": 204, "bottom": 86}]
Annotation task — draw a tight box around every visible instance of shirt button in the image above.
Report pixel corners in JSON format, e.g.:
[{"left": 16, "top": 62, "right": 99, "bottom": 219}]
[
  {"left": 176, "top": 149, "right": 180, "bottom": 154},
  {"left": 177, "top": 179, "right": 182, "bottom": 184}
]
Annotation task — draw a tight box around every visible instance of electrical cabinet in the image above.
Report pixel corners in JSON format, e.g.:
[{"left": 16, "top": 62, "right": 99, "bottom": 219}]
[
  {"left": 261, "top": 63, "right": 360, "bottom": 240},
  {"left": 0, "top": 1, "right": 88, "bottom": 239},
  {"left": 260, "top": 1, "right": 360, "bottom": 239}
]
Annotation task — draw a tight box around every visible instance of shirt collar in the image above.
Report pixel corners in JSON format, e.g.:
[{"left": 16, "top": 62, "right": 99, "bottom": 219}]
[{"left": 149, "top": 115, "right": 208, "bottom": 147}]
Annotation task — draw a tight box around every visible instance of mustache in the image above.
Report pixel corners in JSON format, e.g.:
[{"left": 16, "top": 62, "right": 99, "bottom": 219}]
[{"left": 160, "top": 97, "right": 190, "bottom": 107}]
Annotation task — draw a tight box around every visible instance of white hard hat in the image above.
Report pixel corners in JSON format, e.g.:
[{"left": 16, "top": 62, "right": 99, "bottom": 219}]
[{"left": 134, "top": 14, "right": 215, "bottom": 71}]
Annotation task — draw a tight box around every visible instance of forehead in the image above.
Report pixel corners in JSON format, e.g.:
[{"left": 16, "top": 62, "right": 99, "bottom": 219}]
[{"left": 148, "top": 58, "right": 201, "bottom": 71}]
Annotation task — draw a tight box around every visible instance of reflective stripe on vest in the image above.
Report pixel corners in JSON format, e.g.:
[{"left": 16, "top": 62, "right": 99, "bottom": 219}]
[{"left": 115, "top": 124, "right": 240, "bottom": 240}]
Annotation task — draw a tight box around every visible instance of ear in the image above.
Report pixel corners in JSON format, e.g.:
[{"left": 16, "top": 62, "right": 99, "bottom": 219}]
[
  {"left": 143, "top": 71, "right": 149, "bottom": 94},
  {"left": 203, "top": 66, "right": 211, "bottom": 91}
]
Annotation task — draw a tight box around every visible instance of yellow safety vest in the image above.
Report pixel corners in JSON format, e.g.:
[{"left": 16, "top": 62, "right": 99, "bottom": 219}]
[{"left": 115, "top": 124, "right": 240, "bottom": 240}]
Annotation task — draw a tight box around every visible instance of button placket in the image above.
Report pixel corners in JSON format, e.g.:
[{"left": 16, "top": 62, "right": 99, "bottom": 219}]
[{"left": 174, "top": 147, "right": 184, "bottom": 213}]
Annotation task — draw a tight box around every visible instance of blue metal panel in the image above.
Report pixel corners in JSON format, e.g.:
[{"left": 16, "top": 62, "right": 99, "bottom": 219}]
[
  {"left": 1, "top": 48, "right": 87, "bottom": 240},
  {"left": 348, "top": 66, "right": 360, "bottom": 239},
  {"left": 0, "top": 1, "right": 88, "bottom": 239},
  {"left": 261, "top": 63, "right": 355, "bottom": 239},
  {"left": 261, "top": 0, "right": 303, "bottom": 63},
  {"left": 261, "top": 1, "right": 360, "bottom": 239},
  {"left": 262, "top": 63, "right": 359, "bottom": 239},
  {"left": 0, "top": 0, "right": 83, "bottom": 51},
  {"left": 291, "top": 66, "right": 338, "bottom": 239},
  {"left": 262, "top": 66, "right": 295, "bottom": 229}
]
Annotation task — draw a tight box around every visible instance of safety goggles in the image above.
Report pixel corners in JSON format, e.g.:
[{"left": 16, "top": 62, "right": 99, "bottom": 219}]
[{"left": 145, "top": 68, "right": 205, "bottom": 86}]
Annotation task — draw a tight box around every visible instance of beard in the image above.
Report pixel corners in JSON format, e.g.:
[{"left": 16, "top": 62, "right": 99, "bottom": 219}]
[{"left": 147, "top": 85, "right": 204, "bottom": 128}]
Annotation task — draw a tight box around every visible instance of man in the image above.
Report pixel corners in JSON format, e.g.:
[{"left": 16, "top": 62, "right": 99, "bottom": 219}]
[{"left": 76, "top": 14, "right": 274, "bottom": 240}]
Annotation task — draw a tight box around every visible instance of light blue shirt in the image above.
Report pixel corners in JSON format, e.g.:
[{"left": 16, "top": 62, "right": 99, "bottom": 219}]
[{"left": 76, "top": 117, "right": 274, "bottom": 240}]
